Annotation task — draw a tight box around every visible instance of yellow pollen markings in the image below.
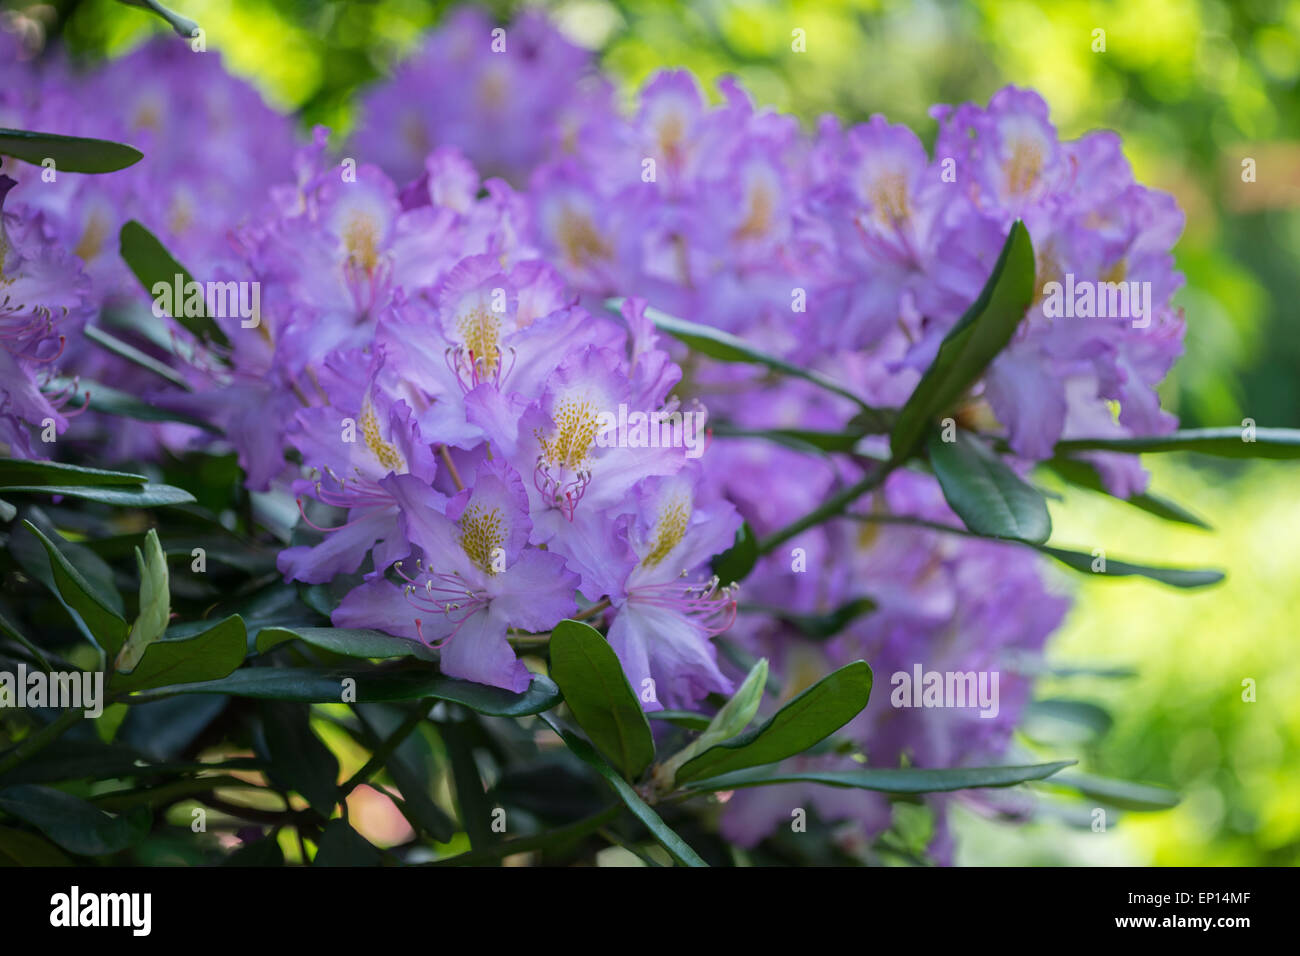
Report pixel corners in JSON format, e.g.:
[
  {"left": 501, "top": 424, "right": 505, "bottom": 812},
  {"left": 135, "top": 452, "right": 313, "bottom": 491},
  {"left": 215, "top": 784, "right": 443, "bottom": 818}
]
[
  {"left": 539, "top": 397, "right": 600, "bottom": 472},
  {"left": 556, "top": 208, "right": 611, "bottom": 269},
  {"left": 868, "top": 171, "right": 910, "bottom": 225},
  {"left": 641, "top": 497, "right": 689, "bottom": 568},
  {"left": 735, "top": 180, "right": 775, "bottom": 239},
  {"left": 74, "top": 212, "right": 109, "bottom": 262},
  {"left": 343, "top": 214, "right": 381, "bottom": 273},
  {"left": 459, "top": 504, "right": 506, "bottom": 574},
  {"left": 359, "top": 397, "right": 405, "bottom": 473},
  {"left": 1100, "top": 259, "right": 1127, "bottom": 285},
  {"left": 1005, "top": 138, "right": 1044, "bottom": 196},
  {"left": 457, "top": 306, "right": 502, "bottom": 375},
  {"left": 657, "top": 112, "right": 686, "bottom": 162}
]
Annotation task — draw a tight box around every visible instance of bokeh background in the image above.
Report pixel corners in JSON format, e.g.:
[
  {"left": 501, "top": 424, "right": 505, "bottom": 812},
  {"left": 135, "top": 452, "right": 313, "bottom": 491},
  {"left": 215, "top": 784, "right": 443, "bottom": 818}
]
[{"left": 5, "top": 0, "right": 1297, "bottom": 865}]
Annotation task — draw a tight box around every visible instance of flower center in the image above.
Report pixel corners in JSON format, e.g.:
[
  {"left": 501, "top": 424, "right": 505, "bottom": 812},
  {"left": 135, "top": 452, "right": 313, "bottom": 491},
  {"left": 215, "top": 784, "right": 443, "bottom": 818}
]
[
  {"left": 343, "top": 214, "right": 381, "bottom": 274},
  {"left": 1005, "top": 138, "right": 1043, "bottom": 197},
  {"left": 641, "top": 497, "right": 689, "bottom": 568},
  {"left": 359, "top": 397, "right": 405, "bottom": 473},
  {"left": 456, "top": 306, "right": 502, "bottom": 376},
  {"left": 459, "top": 504, "right": 505, "bottom": 574}
]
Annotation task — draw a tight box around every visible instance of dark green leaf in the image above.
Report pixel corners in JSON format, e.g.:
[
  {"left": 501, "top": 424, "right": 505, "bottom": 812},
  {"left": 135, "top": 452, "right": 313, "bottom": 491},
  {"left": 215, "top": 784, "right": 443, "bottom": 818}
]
[
  {"left": 385, "top": 752, "right": 455, "bottom": 843},
  {"left": 0, "top": 784, "right": 149, "bottom": 856},
  {"left": 675, "top": 661, "right": 873, "bottom": 783},
  {"left": 2, "top": 483, "right": 196, "bottom": 507},
  {"left": 743, "top": 596, "right": 877, "bottom": 640},
  {"left": 54, "top": 377, "right": 218, "bottom": 431},
  {"left": 0, "top": 458, "right": 145, "bottom": 488},
  {"left": 0, "top": 128, "right": 142, "bottom": 173},
  {"left": 608, "top": 298, "right": 883, "bottom": 423},
  {"left": 1043, "top": 456, "right": 1210, "bottom": 529},
  {"left": 891, "top": 220, "right": 1035, "bottom": 460},
  {"left": 255, "top": 626, "right": 438, "bottom": 662},
  {"left": 112, "top": 615, "right": 247, "bottom": 693},
  {"left": 223, "top": 835, "right": 283, "bottom": 866},
  {"left": 928, "top": 428, "right": 1051, "bottom": 543},
  {"left": 0, "top": 825, "right": 73, "bottom": 865},
  {"left": 21, "top": 520, "right": 128, "bottom": 655},
  {"left": 711, "top": 521, "right": 758, "bottom": 585},
  {"left": 312, "top": 819, "right": 381, "bottom": 866},
  {"left": 549, "top": 619, "right": 655, "bottom": 780},
  {"left": 1038, "top": 771, "right": 1180, "bottom": 810},
  {"left": 1040, "top": 546, "right": 1224, "bottom": 588},
  {"left": 119, "top": 220, "right": 230, "bottom": 348},
  {"left": 685, "top": 760, "right": 1076, "bottom": 794},
  {"left": 541, "top": 714, "right": 706, "bottom": 867},
  {"left": 261, "top": 700, "right": 339, "bottom": 818},
  {"left": 132, "top": 665, "right": 563, "bottom": 715},
  {"left": 710, "top": 423, "right": 865, "bottom": 454},
  {"left": 1054, "top": 426, "right": 1300, "bottom": 460},
  {"left": 1021, "top": 698, "right": 1114, "bottom": 746}
]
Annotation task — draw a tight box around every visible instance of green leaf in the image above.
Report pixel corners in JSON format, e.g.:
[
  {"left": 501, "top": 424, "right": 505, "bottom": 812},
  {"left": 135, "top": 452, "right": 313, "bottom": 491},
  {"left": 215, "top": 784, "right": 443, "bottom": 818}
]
[
  {"left": 384, "top": 752, "right": 455, "bottom": 843},
  {"left": 1042, "top": 456, "right": 1210, "bottom": 529},
  {"left": 53, "top": 377, "right": 218, "bottom": 431},
  {"left": 132, "top": 665, "right": 563, "bottom": 715},
  {"left": 1053, "top": 426, "right": 1300, "bottom": 460},
  {"left": 711, "top": 521, "right": 758, "bottom": 585},
  {"left": 1038, "top": 771, "right": 1180, "bottom": 811},
  {"left": 743, "top": 597, "right": 877, "bottom": 640},
  {"left": 1, "top": 482, "right": 196, "bottom": 507},
  {"left": 0, "top": 128, "right": 142, "bottom": 173},
  {"left": 1040, "top": 546, "right": 1224, "bottom": 588},
  {"left": 0, "top": 784, "right": 149, "bottom": 856},
  {"left": 255, "top": 626, "right": 438, "bottom": 662},
  {"left": 111, "top": 615, "right": 247, "bottom": 693},
  {"left": 928, "top": 428, "right": 1051, "bottom": 543},
  {"left": 83, "top": 324, "right": 191, "bottom": 388},
  {"left": 684, "top": 760, "right": 1076, "bottom": 794},
  {"left": 675, "top": 660, "right": 873, "bottom": 784},
  {"left": 0, "top": 825, "right": 73, "bottom": 865},
  {"left": 21, "top": 520, "right": 129, "bottom": 656},
  {"left": 312, "top": 819, "right": 381, "bottom": 866},
  {"left": 661, "top": 658, "right": 768, "bottom": 784},
  {"left": 549, "top": 619, "right": 655, "bottom": 780},
  {"left": 115, "top": 530, "right": 171, "bottom": 673},
  {"left": 709, "top": 423, "right": 866, "bottom": 454},
  {"left": 261, "top": 701, "right": 339, "bottom": 819},
  {"left": 119, "top": 220, "right": 230, "bottom": 348},
  {"left": 891, "top": 220, "right": 1035, "bottom": 460},
  {"left": 0, "top": 458, "right": 146, "bottom": 488},
  {"left": 540, "top": 714, "right": 706, "bottom": 867},
  {"left": 1021, "top": 698, "right": 1114, "bottom": 746},
  {"left": 0, "top": 498, "right": 13, "bottom": 522},
  {"left": 223, "top": 836, "right": 283, "bottom": 866},
  {"left": 608, "top": 298, "right": 884, "bottom": 424}
]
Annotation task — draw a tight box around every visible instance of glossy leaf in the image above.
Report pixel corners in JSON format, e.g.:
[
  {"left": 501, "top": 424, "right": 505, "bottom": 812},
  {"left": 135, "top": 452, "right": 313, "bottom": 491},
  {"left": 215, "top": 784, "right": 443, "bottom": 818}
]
[
  {"left": 0, "top": 784, "right": 149, "bottom": 856},
  {"left": 685, "top": 760, "right": 1076, "bottom": 794},
  {"left": 132, "top": 665, "right": 563, "bottom": 715},
  {"left": 1054, "top": 426, "right": 1300, "bottom": 460},
  {"left": 711, "top": 521, "right": 758, "bottom": 585},
  {"left": 675, "top": 660, "right": 873, "bottom": 783},
  {"left": 928, "top": 429, "right": 1051, "bottom": 543},
  {"left": 119, "top": 220, "right": 230, "bottom": 348},
  {"left": 22, "top": 520, "right": 129, "bottom": 656},
  {"left": 891, "top": 221, "right": 1035, "bottom": 460},
  {"left": 255, "top": 625, "right": 438, "bottom": 662},
  {"left": 111, "top": 615, "right": 247, "bottom": 693},
  {"left": 0, "top": 127, "right": 142, "bottom": 173},
  {"left": 549, "top": 619, "right": 655, "bottom": 780},
  {"left": 0, "top": 458, "right": 145, "bottom": 488}
]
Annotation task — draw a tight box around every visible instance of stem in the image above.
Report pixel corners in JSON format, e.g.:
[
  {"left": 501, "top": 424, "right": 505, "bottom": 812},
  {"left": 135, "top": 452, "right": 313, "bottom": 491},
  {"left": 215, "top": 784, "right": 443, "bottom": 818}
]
[
  {"left": 757, "top": 460, "right": 898, "bottom": 555},
  {"left": 572, "top": 598, "right": 611, "bottom": 621},
  {"left": 422, "top": 804, "right": 621, "bottom": 866},
  {"left": 341, "top": 704, "right": 428, "bottom": 796},
  {"left": 438, "top": 445, "right": 465, "bottom": 491}
]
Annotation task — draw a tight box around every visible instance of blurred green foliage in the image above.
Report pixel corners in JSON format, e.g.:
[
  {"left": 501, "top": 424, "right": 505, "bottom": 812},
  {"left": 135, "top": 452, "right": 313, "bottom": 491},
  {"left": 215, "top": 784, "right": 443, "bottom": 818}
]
[{"left": 9, "top": 0, "right": 1297, "bottom": 865}]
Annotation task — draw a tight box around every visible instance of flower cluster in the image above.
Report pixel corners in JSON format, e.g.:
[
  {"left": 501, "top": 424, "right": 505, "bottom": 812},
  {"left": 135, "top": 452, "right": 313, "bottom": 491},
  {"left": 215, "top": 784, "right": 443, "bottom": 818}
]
[{"left": 1, "top": 9, "right": 1189, "bottom": 857}]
